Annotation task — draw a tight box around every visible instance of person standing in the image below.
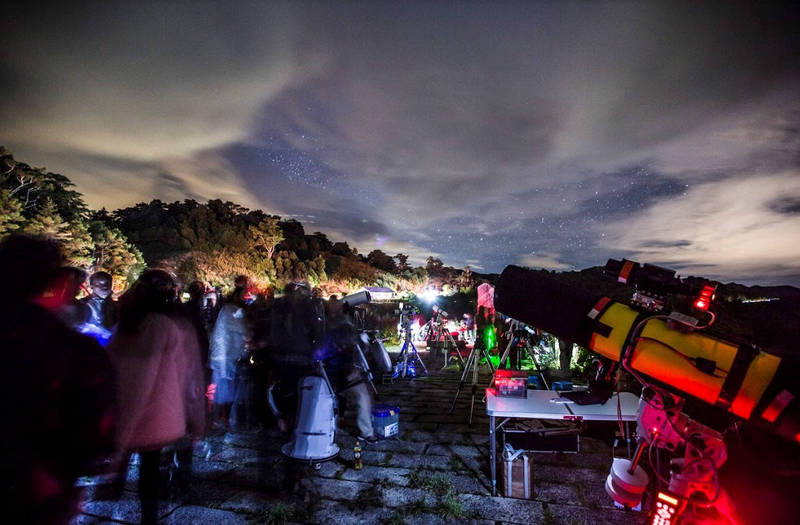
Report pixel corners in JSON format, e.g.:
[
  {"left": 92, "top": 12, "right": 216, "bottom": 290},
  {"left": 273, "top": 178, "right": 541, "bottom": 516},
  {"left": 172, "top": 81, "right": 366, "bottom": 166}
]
[
  {"left": 208, "top": 276, "right": 251, "bottom": 429},
  {"left": 82, "top": 272, "right": 117, "bottom": 328},
  {"left": 107, "top": 270, "right": 205, "bottom": 524},
  {"left": 0, "top": 235, "right": 117, "bottom": 525}
]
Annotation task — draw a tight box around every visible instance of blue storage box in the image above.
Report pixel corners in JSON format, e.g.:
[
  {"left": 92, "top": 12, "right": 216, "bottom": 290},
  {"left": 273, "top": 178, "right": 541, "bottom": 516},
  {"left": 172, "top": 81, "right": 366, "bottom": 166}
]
[
  {"left": 551, "top": 381, "right": 573, "bottom": 391},
  {"left": 527, "top": 375, "right": 542, "bottom": 389},
  {"left": 371, "top": 404, "right": 400, "bottom": 439}
]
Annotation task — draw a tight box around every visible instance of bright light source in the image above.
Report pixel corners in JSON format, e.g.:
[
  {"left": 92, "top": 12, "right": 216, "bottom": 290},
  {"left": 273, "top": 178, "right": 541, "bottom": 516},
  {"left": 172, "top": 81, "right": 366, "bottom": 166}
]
[{"left": 420, "top": 288, "right": 439, "bottom": 303}]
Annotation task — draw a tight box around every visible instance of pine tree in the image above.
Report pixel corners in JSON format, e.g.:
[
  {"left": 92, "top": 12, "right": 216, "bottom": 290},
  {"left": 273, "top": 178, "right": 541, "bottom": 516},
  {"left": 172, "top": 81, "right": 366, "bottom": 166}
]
[{"left": 0, "top": 189, "right": 25, "bottom": 237}]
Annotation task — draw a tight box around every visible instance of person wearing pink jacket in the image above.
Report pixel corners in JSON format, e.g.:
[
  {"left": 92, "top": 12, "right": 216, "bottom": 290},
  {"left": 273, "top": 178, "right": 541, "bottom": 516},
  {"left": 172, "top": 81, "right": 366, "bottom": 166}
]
[{"left": 107, "top": 270, "right": 205, "bottom": 525}]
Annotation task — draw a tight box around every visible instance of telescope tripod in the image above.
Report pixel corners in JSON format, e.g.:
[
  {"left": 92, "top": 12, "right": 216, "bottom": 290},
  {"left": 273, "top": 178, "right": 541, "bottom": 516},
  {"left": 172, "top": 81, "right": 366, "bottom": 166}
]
[
  {"left": 425, "top": 319, "right": 465, "bottom": 369},
  {"left": 396, "top": 325, "right": 428, "bottom": 378},
  {"left": 449, "top": 343, "right": 495, "bottom": 425},
  {"left": 490, "top": 329, "right": 549, "bottom": 390}
]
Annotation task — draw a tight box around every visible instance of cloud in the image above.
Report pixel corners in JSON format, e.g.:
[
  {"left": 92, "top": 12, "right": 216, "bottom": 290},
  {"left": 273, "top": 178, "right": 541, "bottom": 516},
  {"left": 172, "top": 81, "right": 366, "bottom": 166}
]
[
  {"left": 0, "top": 4, "right": 322, "bottom": 160},
  {"left": 1, "top": 2, "right": 798, "bottom": 284},
  {"left": 518, "top": 253, "right": 574, "bottom": 271},
  {"left": 602, "top": 172, "right": 800, "bottom": 284}
]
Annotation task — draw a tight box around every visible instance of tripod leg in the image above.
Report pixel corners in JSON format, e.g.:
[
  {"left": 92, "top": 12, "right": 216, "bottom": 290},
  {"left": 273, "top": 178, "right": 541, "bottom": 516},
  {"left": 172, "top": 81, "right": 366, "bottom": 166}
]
[
  {"left": 482, "top": 347, "right": 496, "bottom": 375},
  {"left": 449, "top": 348, "right": 475, "bottom": 413},
  {"left": 411, "top": 341, "right": 428, "bottom": 374},
  {"left": 401, "top": 341, "right": 410, "bottom": 378},
  {"left": 454, "top": 337, "right": 466, "bottom": 369},
  {"left": 480, "top": 347, "right": 496, "bottom": 405},
  {"left": 525, "top": 344, "right": 549, "bottom": 390},
  {"left": 469, "top": 342, "right": 479, "bottom": 425}
]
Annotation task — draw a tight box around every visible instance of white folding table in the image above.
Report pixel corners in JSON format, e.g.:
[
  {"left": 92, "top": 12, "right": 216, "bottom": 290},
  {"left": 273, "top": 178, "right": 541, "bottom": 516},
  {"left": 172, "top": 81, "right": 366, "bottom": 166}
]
[{"left": 487, "top": 388, "right": 640, "bottom": 496}]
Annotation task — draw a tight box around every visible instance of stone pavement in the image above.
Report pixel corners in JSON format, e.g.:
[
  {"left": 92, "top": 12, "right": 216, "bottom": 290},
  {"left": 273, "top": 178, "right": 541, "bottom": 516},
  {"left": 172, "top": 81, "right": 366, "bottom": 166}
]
[{"left": 73, "top": 348, "right": 645, "bottom": 524}]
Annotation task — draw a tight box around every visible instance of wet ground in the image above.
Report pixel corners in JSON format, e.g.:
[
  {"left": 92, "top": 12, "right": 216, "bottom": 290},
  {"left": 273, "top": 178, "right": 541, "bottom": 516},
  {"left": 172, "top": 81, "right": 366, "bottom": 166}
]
[{"left": 73, "top": 347, "right": 645, "bottom": 524}]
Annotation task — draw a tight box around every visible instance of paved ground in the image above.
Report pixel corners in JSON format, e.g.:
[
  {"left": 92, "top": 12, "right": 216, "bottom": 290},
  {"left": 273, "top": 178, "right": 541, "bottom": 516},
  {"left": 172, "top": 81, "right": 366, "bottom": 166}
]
[{"left": 73, "top": 347, "right": 646, "bottom": 524}]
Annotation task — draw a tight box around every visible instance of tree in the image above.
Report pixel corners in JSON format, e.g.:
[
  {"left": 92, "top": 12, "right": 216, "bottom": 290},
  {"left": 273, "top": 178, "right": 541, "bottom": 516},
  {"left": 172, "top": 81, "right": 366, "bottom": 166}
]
[
  {"left": 0, "top": 189, "right": 25, "bottom": 237},
  {"left": 460, "top": 265, "right": 473, "bottom": 288},
  {"left": 426, "top": 256, "right": 444, "bottom": 275},
  {"left": 24, "top": 198, "right": 94, "bottom": 266},
  {"left": 332, "top": 241, "right": 357, "bottom": 258},
  {"left": 367, "top": 249, "right": 397, "bottom": 273},
  {"left": 89, "top": 222, "right": 145, "bottom": 288},
  {"left": 248, "top": 217, "right": 284, "bottom": 259},
  {"left": 394, "top": 253, "right": 409, "bottom": 273},
  {"left": 1, "top": 149, "right": 89, "bottom": 221}
]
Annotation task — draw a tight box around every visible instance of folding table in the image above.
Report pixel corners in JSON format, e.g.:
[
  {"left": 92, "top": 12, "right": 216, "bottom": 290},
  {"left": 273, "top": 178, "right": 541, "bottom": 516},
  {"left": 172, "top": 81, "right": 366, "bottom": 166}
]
[{"left": 487, "top": 388, "right": 640, "bottom": 496}]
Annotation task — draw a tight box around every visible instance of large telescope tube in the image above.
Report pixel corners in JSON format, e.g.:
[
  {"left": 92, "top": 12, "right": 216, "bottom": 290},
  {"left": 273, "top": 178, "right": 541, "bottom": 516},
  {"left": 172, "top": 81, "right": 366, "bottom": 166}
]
[{"left": 494, "top": 265, "right": 799, "bottom": 442}]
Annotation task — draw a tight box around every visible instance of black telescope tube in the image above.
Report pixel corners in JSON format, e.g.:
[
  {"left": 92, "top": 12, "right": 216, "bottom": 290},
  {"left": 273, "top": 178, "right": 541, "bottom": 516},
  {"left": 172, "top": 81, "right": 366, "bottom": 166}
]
[{"left": 494, "top": 265, "right": 600, "bottom": 348}]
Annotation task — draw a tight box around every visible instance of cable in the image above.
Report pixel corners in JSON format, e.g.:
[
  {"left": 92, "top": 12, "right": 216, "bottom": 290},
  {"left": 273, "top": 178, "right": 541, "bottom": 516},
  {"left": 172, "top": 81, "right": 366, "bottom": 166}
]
[
  {"left": 648, "top": 439, "right": 671, "bottom": 485},
  {"left": 636, "top": 336, "right": 728, "bottom": 377}
]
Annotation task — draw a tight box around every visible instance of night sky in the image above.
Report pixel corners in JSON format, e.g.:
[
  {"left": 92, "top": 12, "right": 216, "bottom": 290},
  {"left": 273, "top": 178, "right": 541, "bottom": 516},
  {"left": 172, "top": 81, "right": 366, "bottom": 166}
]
[{"left": 2, "top": 2, "right": 798, "bottom": 285}]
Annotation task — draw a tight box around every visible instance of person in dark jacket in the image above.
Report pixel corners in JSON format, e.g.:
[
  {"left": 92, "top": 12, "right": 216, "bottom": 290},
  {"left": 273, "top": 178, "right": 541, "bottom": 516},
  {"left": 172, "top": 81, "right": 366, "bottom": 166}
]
[
  {"left": 0, "top": 234, "right": 117, "bottom": 525},
  {"left": 82, "top": 272, "right": 117, "bottom": 327},
  {"left": 271, "top": 282, "right": 323, "bottom": 432}
]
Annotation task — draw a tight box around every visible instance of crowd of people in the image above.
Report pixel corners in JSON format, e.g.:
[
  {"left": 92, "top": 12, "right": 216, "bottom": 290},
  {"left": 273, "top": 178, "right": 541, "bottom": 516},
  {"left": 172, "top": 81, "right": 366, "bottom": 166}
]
[{"left": 0, "top": 234, "right": 377, "bottom": 525}]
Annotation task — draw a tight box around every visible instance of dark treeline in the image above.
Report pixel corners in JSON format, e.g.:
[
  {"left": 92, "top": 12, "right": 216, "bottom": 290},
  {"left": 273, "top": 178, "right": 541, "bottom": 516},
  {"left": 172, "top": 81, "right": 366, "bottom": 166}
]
[
  {"left": 0, "top": 148, "right": 474, "bottom": 295},
  {"left": 2, "top": 147, "right": 797, "bottom": 352}
]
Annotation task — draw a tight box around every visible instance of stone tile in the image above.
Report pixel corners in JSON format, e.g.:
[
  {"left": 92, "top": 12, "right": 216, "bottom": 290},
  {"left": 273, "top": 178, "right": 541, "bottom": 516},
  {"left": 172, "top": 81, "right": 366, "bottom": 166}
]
[
  {"left": 457, "top": 493, "right": 544, "bottom": 523},
  {"left": 576, "top": 481, "right": 618, "bottom": 510},
  {"left": 301, "top": 477, "right": 372, "bottom": 500},
  {"left": 382, "top": 486, "right": 438, "bottom": 508},
  {"left": 313, "top": 458, "right": 346, "bottom": 478},
  {"left": 338, "top": 448, "right": 386, "bottom": 465},
  {"left": 189, "top": 479, "right": 241, "bottom": 505},
  {"left": 336, "top": 464, "right": 412, "bottom": 486},
  {"left": 82, "top": 494, "right": 179, "bottom": 524},
  {"left": 404, "top": 430, "right": 437, "bottom": 442},
  {"left": 162, "top": 505, "right": 250, "bottom": 524},
  {"left": 383, "top": 453, "right": 453, "bottom": 470},
  {"left": 545, "top": 502, "right": 644, "bottom": 525},
  {"left": 536, "top": 464, "right": 606, "bottom": 484},
  {"left": 70, "top": 514, "right": 105, "bottom": 525},
  {"left": 218, "top": 490, "right": 278, "bottom": 514},
  {"left": 189, "top": 459, "right": 238, "bottom": 481},
  {"left": 368, "top": 439, "right": 428, "bottom": 454},
  {"left": 210, "top": 445, "right": 263, "bottom": 464},
  {"left": 469, "top": 433, "right": 490, "bottom": 446},
  {"left": 431, "top": 431, "right": 468, "bottom": 444},
  {"left": 533, "top": 481, "right": 581, "bottom": 505},
  {"left": 312, "top": 499, "right": 394, "bottom": 524}
]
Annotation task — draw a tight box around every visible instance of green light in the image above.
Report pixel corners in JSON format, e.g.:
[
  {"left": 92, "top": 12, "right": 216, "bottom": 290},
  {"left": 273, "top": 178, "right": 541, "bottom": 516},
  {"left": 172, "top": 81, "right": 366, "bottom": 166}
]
[{"left": 484, "top": 326, "right": 496, "bottom": 349}]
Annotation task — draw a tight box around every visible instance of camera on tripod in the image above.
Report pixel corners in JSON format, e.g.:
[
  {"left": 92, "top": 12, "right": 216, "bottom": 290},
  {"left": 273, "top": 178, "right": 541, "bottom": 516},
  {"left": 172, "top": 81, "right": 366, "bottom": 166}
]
[{"left": 396, "top": 302, "right": 420, "bottom": 326}]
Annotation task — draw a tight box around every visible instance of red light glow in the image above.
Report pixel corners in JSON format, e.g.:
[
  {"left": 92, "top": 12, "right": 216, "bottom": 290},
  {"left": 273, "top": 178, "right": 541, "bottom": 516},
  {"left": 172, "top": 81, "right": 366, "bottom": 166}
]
[
  {"left": 693, "top": 284, "right": 716, "bottom": 311},
  {"left": 650, "top": 492, "right": 685, "bottom": 525}
]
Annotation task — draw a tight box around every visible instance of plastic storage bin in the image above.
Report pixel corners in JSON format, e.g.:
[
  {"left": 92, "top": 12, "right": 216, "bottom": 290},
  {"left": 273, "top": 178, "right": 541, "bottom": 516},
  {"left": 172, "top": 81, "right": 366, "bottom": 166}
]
[{"left": 371, "top": 404, "right": 400, "bottom": 439}]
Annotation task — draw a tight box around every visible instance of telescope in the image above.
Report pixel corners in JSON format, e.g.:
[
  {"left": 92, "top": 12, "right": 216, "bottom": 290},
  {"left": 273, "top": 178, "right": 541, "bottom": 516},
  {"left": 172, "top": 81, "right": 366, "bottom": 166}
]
[
  {"left": 494, "top": 263, "right": 798, "bottom": 440},
  {"left": 341, "top": 290, "right": 371, "bottom": 308},
  {"left": 494, "top": 261, "right": 799, "bottom": 522}
]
